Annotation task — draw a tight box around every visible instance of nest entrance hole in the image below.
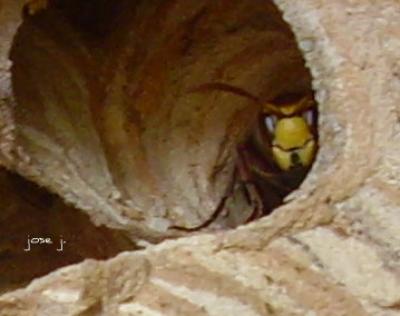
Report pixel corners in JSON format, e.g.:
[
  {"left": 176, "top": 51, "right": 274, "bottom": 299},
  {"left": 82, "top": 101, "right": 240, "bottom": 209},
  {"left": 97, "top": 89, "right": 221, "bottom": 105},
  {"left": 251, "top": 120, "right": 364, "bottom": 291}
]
[{"left": 9, "top": 0, "right": 318, "bottom": 247}]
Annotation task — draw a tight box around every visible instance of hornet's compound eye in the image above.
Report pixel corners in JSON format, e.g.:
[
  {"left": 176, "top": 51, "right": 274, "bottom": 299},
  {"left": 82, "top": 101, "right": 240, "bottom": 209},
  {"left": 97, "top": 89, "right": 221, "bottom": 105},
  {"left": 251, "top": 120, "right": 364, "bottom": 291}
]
[
  {"left": 264, "top": 115, "right": 278, "bottom": 133},
  {"left": 302, "top": 109, "right": 315, "bottom": 126}
]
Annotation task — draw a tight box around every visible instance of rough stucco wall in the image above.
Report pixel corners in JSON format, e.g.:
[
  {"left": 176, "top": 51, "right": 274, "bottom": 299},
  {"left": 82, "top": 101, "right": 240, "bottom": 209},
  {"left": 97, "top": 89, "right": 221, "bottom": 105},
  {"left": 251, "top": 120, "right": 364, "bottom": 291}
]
[{"left": 1, "top": 0, "right": 400, "bottom": 315}]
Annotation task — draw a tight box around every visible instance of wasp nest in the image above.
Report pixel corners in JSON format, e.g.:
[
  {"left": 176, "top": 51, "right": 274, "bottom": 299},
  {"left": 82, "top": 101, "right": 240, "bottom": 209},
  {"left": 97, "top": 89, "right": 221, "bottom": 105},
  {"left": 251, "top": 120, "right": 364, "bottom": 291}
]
[
  {"left": 8, "top": 0, "right": 315, "bottom": 237},
  {"left": 1, "top": 0, "right": 400, "bottom": 315}
]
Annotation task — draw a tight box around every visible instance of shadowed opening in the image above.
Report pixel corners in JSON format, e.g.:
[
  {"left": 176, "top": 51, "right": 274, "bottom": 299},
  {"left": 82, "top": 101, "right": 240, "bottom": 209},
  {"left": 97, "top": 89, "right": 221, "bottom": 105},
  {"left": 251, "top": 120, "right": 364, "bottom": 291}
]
[{"left": 0, "top": 169, "right": 137, "bottom": 294}]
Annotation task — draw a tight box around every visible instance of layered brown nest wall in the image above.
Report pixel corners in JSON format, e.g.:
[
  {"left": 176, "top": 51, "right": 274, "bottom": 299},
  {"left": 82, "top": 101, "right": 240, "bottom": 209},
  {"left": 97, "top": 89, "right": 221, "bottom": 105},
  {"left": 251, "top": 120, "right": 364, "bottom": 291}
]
[
  {"left": 1, "top": 0, "right": 400, "bottom": 315},
  {"left": 9, "top": 0, "right": 314, "bottom": 237}
]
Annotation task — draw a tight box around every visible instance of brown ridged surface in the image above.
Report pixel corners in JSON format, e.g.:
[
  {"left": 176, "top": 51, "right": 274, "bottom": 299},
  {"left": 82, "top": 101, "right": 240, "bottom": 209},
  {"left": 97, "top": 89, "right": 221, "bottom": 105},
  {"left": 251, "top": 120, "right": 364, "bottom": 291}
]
[{"left": 9, "top": 0, "right": 310, "bottom": 235}]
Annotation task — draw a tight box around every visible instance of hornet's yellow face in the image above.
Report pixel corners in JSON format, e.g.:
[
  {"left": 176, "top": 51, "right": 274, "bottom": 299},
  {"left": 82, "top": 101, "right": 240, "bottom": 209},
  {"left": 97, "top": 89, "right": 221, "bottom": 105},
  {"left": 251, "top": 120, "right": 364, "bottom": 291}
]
[
  {"left": 271, "top": 117, "right": 316, "bottom": 170},
  {"left": 263, "top": 97, "right": 317, "bottom": 171}
]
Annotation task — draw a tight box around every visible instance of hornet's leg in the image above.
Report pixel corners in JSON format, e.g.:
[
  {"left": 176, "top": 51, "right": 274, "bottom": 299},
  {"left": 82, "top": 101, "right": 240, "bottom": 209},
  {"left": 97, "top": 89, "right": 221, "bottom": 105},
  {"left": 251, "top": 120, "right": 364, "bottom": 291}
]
[
  {"left": 236, "top": 145, "right": 264, "bottom": 223},
  {"left": 171, "top": 167, "right": 238, "bottom": 231}
]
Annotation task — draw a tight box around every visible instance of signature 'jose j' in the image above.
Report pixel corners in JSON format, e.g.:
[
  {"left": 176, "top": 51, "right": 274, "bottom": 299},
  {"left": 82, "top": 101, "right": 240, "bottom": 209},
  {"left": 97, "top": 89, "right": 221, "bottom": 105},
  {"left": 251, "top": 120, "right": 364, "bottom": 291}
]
[{"left": 24, "top": 236, "right": 66, "bottom": 252}]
